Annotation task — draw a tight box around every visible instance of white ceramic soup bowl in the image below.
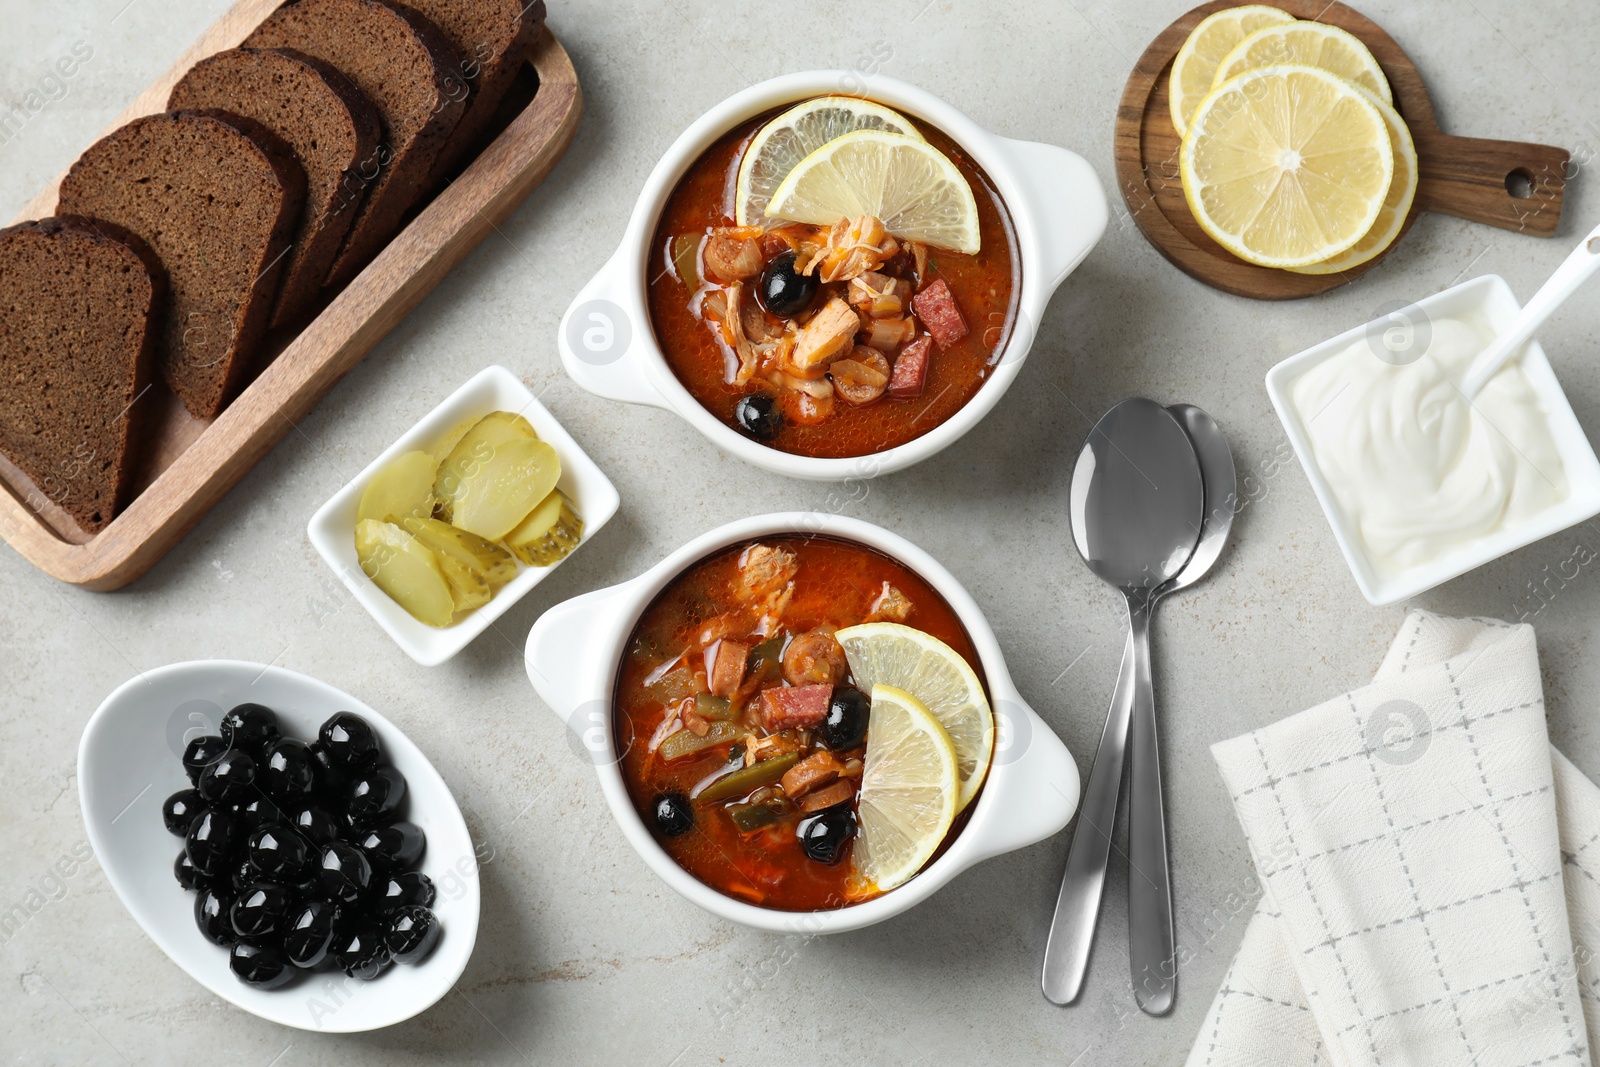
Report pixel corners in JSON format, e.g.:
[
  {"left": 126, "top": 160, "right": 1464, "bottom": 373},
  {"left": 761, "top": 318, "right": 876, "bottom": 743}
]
[
  {"left": 78, "top": 661, "right": 480, "bottom": 1032},
  {"left": 1265, "top": 274, "right": 1600, "bottom": 606},
  {"left": 524, "top": 512, "right": 1080, "bottom": 934},
  {"left": 558, "top": 71, "right": 1108, "bottom": 481}
]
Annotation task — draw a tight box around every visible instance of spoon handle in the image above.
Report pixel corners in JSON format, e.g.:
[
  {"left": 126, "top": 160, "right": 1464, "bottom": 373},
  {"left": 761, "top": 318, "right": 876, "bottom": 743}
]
[
  {"left": 1040, "top": 626, "right": 1137, "bottom": 1005},
  {"left": 1126, "top": 598, "right": 1176, "bottom": 1015},
  {"left": 1460, "top": 220, "right": 1600, "bottom": 398}
]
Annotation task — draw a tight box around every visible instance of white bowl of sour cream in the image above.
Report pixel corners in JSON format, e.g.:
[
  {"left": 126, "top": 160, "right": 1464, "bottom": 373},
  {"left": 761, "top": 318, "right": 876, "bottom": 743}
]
[{"left": 1266, "top": 274, "right": 1600, "bottom": 606}]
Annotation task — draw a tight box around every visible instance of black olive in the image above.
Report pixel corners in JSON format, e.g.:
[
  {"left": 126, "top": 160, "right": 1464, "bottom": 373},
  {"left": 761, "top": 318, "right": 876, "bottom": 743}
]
[
  {"left": 181, "top": 735, "right": 231, "bottom": 784},
  {"left": 317, "top": 841, "right": 373, "bottom": 905},
  {"left": 185, "top": 808, "right": 246, "bottom": 877},
  {"left": 231, "top": 881, "right": 294, "bottom": 940},
  {"left": 162, "top": 789, "right": 208, "bottom": 837},
  {"left": 357, "top": 821, "right": 426, "bottom": 870},
  {"left": 652, "top": 792, "right": 694, "bottom": 838},
  {"left": 174, "top": 849, "right": 209, "bottom": 891},
  {"left": 229, "top": 857, "right": 257, "bottom": 893},
  {"left": 248, "top": 824, "right": 312, "bottom": 882},
  {"left": 220, "top": 703, "right": 281, "bottom": 756},
  {"left": 385, "top": 905, "right": 441, "bottom": 965},
  {"left": 318, "top": 712, "right": 381, "bottom": 772},
  {"left": 230, "top": 941, "right": 295, "bottom": 989},
  {"left": 822, "top": 687, "right": 871, "bottom": 750},
  {"left": 289, "top": 804, "right": 343, "bottom": 847},
  {"left": 283, "top": 899, "right": 342, "bottom": 969},
  {"left": 374, "top": 871, "right": 436, "bottom": 912},
  {"left": 757, "top": 249, "right": 818, "bottom": 318},
  {"left": 797, "top": 805, "right": 856, "bottom": 865},
  {"left": 261, "top": 738, "right": 317, "bottom": 802},
  {"left": 734, "top": 395, "right": 781, "bottom": 441},
  {"left": 306, "top": 741, "right": 351, "bottom": 799},
  {"left": 234, "top": 794, "right": 286, "bottom": 831},
  {"left": 333, "top": 918, "right": 393, "bottom": 980},
  {"left": 194, "top": 886, "right": 236, "bottom": 945},
  {"left": 346, "top": 766, "right": 406, "bottom": 827},
  {"left": 197, "top": 751, "right": 258, "bottom": 805}
]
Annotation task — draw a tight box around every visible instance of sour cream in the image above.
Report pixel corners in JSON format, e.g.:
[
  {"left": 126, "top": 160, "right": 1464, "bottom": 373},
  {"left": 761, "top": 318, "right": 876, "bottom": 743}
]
[{"left": 1291, "top": 310, "right": 1569, "bottom": 578}]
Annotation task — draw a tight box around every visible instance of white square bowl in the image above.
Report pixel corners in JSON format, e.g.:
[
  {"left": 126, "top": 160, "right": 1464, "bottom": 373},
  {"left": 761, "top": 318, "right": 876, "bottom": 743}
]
[
  {"left": 1265, "top": 274, "right": 1600, "bottom": 606},
  {"left": 307, "top": 365, "right": 620, "bottom": 665}
]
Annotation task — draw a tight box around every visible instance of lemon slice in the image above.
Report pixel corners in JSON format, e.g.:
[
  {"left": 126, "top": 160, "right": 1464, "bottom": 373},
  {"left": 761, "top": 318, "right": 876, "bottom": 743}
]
[
  {"left": 1213, "top": 21, "right": 1392, "bottom": 104},
  {"left": 853, "top": 684, "right": 960, "bottom": 892},
  {"left": 1288, "top": 85, "right": 1417, "bottom": 274},
  {"left": 735, "top": 96, "right": 923, "bottom": 229},
  {"left": 835, "top": 622, "right": 993, "bottom": 811},
  {"left": 1181, "top": 65, "right": 1393, "bottom": 268},
  {"left": 764, "top": 130, "right": 981, "bottom": 255},
  {"left": 1168, "top": 5, "right": 1297, "bottom": 138}
]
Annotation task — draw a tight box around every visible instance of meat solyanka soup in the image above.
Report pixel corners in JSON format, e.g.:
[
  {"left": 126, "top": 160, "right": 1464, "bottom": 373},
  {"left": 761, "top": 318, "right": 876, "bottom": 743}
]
[
  {"left": 613, "top": 536, "right": 993, "bottom": 911},
  {"left": 647, "top": 96, "right": 1020, "bottom": 459}
]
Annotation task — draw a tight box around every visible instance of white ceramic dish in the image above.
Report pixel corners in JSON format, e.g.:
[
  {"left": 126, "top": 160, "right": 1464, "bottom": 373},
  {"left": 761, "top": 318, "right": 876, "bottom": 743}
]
[
  {"left": 77, "top": 661, "right": 480, "bottom": 1032},
  {"left": 558, "top": 71, "right": 1108, "bottom": 481},
  {"left": 307, "top": 365, "right": 620, "bottom": 666},
  {"left": 1265, "top": 274, "right": 1600, "bottom": 605},
  {"left": 523, "top": 512, "right": 1080, "bottom": 934}
]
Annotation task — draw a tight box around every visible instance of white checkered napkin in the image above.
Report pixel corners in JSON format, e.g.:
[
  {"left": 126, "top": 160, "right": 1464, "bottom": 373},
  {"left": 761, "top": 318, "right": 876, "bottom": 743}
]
[{"left": 1190, "top": 612, "right": 1591, "bottom": 1067}]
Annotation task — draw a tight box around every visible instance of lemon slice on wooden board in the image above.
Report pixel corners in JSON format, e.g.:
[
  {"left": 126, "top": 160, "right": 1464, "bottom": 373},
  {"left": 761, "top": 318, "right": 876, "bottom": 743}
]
[
  {"left": 765, "top": 130, "right": 981, "bottom": 254},
  {"left": 852, "top": 684, "right": 960, "bottom": 892},
  {"left": 835, "top": 622, "right": 994, "bottom": 812},
  {"left": 1213, "top": 21, "right": 1393, "bottom": 104},
  {"left": 1168, "top": 4, "right": 1297, "bottom": 138},
  {"left": 1180, "top": 65, "right": 1393, "bottom": 268},
  {"left": 1288, "top": 85, "right": 1417, "bottom": 274},
  {"left": 735, "top": 96, "right": 923, "bottom": 229}
]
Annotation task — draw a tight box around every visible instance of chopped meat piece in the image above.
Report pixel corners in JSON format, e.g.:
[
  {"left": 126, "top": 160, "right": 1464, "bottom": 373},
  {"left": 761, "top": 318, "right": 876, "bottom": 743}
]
[
  {"left": 791, "top": 296, "right": 858, "bottom": 375},
  {"left": 910, "top": 241, "right": 930, "bottom": 286},
  {"left": 760, "top": 683, "right": 833, "bottom": 731},
  {"left": 780, "top": 750, "right": 844, "bottom": 798},
  {"left": 707, "top": 639, "right": 750, "bottom": 697},
  {"left": 738, "top": 543, "right": 798, "bottom": 600},
  {"left": 679, "top": 697, "right": 710, "bottom": 737},
  {"left": 847, "top": 271, "right": 913, "bottom": 318},
  {"left": 888, "top": 335, "right": 934, "bottom": 398},
  {"left": 744, "top": 732, "right": 800, "bottom": 766},
  {"left": 830, "top": 347, "right": 890, "bottom": 406},
  {"left": 759, "top": 230, "right": 790, "bottom": 258},
  {"left": 813, "top": 215, "right": 899, "bottom": 283},
  {"left": 704, "top": 234, "right": 762, "bottom": 282},
  {"left": 869, "top": 581, "right": 914, "bottom": 622},
  {"left": 911, "top": 278, "right": 968, "bottom": 348},
  {"left": 784, "top": 387, "right": 836, "bottom": 425},
  {"left": 863, "top": 316, "right": 916, "bottom": 353},
  {"left": 799, "top": 780, "right": 856, "bottom": 812},
  {"left": 782, "top": 628, "right": 847, "bottom": 686}
]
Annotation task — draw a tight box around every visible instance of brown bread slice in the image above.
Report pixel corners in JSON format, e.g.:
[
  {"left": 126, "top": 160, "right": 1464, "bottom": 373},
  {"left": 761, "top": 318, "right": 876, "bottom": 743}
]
[
  {"left": 169, "top": 47, "right": 382, "bottom": 329},
  {"left": 400, "top": 0, "right": 545, "bottom": 183},
  {"left": 0, "top": 216, "right": 164, "bottom": 533},
  {"left": 57, "top": 110, "right": 306, "bottom": 419},
  {"left": 245, "top": 0, "right": 467, "bottom": 288}
]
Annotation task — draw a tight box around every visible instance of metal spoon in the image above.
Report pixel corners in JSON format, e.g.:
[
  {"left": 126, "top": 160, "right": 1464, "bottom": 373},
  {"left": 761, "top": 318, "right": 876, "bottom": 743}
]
[{"left": 1043, "top": 402, "right": 1232, "bottom": 1013}]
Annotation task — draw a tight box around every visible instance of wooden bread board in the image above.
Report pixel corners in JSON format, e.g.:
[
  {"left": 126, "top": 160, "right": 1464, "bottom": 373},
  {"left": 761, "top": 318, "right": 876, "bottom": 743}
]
[
  {"left": 0, "top": 0, "right": 581, "bottom": 590},
  {"left": 1115, "top": 0, "right": 1570, "bottom": 299}
]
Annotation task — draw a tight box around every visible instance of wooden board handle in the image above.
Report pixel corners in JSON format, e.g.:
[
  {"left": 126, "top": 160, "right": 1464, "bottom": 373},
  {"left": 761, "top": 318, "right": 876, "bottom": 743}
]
[{"left": 1413, "top": 130, "right": 1569, "bottom": 237}]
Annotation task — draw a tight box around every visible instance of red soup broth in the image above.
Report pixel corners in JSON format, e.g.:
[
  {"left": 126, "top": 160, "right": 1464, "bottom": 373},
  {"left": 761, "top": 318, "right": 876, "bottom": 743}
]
[
  {"left": 613, "top": 536, "right": 988, "bottom": 911},
  {"left": 646, "top": 103, "right": 1021, "bottom": 459}
]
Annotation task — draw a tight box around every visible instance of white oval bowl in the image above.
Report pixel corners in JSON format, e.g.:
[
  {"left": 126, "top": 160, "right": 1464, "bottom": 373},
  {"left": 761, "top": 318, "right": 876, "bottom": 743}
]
[
  {"left": 524, "top": 512, "right": 1080, "bottom": 934},
  {"left": 558, "top": 71, "right": 1108, "bottom": 481},
  {"left": 78, "top": 661, "right": 481, "bottom": 1032}
]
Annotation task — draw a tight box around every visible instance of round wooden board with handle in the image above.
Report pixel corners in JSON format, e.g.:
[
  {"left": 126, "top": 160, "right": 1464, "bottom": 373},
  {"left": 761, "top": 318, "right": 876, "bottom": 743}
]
[{"left": 1115, "top": 0, "right": 1571, "bottom": 300}]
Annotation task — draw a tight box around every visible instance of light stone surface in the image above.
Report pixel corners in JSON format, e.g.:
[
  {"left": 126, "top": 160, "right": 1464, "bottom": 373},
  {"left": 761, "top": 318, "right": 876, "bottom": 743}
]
[{"left": 2, "top": 1, "right": 1598, "bottom": 1063}]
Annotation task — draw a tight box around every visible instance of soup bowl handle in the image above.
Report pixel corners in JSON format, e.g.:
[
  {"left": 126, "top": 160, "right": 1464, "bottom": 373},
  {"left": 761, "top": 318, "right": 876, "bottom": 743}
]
[
  {"left": 525, "top": 580, "right": 636, "bottom": 751},
  {"left": 964, "top": 692, "right": 1081, "bottom": 864},
  {"left": 996, "top": 137, "right": 1109, "bottom": 293},
  {"left": 558, "top": 248, "right": 672, "bottom": 410}
]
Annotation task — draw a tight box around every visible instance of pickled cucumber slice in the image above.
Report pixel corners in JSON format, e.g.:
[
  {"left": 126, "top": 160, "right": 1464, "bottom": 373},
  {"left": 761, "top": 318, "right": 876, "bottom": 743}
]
[
  {"left": 430, "top": 417, "right": 481, "bottom": 463},
  {"left": 436, "top": 553, "right": 492, "bottom": 611},
  {"left": 402, "top": 515, "right": 518, "bottom": 587},
  {"left": 434, "top": 411, "right": 540, "bottom": 520},
  {"left": 357, "top": 451, "right": 437, "bottom": 524},
  {"left": 504, "top": 489, "right": 584, "bottom": 567},
  {"left": 354, "top": 519, "right": 455, "bottom": 627},
  {"left": 450, "top": 437, "right": 561, "bottom": 541}
]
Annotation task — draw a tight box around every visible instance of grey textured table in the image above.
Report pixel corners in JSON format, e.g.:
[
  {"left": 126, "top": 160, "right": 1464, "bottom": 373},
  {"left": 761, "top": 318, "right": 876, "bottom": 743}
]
[{"left": 3, "top": 2, "right": 1598, "bottom": 1063}]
